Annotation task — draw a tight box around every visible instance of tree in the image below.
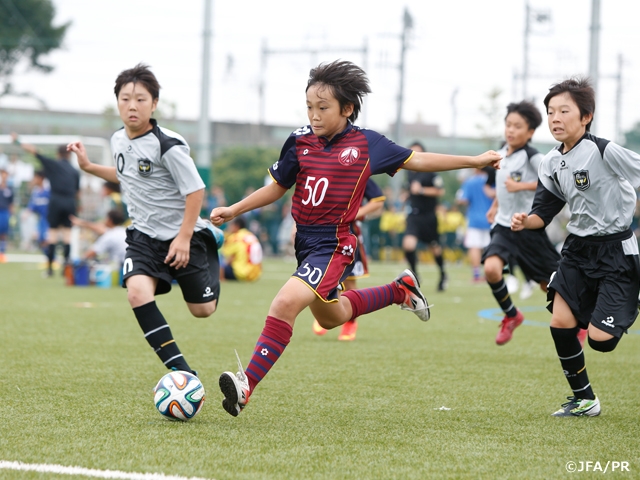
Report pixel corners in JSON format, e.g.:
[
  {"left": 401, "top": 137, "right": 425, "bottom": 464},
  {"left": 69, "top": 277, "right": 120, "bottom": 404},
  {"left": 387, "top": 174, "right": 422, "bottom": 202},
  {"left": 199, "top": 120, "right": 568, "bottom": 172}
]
[
  {"left": 0, "top": 0, "right": 70, "bottom": 98},
  {"left": 475, "top": 87, "right": 504, "bottom": 149},
  {"left": 212, "top": 147, "right": 280, "bottom": 204},
  {"left": 623, "top": 121, "right": 640, "bottom": 152}
]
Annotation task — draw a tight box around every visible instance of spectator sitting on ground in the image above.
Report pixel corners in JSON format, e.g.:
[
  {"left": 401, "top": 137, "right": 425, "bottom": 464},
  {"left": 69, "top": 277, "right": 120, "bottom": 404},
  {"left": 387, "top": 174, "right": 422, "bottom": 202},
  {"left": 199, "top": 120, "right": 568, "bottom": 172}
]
[
  {"left": 220, "top": 216, "right": 262, "bottom": 282},
  {"left": 70, "top": 209, "right": 127, "bottom": 266}
]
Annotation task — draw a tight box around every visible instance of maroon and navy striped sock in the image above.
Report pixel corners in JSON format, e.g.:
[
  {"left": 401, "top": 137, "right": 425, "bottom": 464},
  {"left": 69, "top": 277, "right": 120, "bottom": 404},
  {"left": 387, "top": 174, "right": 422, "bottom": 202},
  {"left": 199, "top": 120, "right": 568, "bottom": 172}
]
[
  {"left": 342, "top": 283, "right": 406, "bottom": 321},
  {"left": 245, "top": 316, "right": 293, "bottom": 392}
]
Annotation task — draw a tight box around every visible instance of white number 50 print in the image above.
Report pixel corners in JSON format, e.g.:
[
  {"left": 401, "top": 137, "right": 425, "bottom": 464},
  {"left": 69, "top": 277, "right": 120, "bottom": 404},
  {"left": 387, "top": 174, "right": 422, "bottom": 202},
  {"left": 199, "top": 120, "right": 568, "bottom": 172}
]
[
  {"left": 299, "top": 262, "right": 323, "bottom": 285},
  {"left": 301, "top": 176, "right": 329, "bottom": 206}
]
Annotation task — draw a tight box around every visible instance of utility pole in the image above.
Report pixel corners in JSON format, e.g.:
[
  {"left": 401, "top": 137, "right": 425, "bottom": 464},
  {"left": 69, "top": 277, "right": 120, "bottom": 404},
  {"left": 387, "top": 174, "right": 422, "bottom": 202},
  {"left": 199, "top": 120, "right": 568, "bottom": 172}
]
[
  {"left": 450, "top": 88, "right": 459, "bottom": 154},
  {"left": 258, "top": 41, "right": 368, "bottom": 126},
  {"left": 588, "top": 0, "right": 601, "bottom": 133},
  {"left": 393, "top": 7, "right": 413, "bottom": 145},
  {"left": 389, "top": 7, "right": 413, "bottom": 203},
  {"left": 614, "top": 53, "right": 623, "bottom": 143},
  {"left": 522, "top": 1, "right": 530, "bottom": 100},
  {"left": 197, "top": 0, "right": 213, "bottom": 186}
]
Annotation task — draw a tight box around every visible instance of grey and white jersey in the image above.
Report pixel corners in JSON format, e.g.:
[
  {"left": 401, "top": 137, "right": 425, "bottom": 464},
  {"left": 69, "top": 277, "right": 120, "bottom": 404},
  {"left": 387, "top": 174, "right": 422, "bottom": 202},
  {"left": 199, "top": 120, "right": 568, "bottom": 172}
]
[
  {"left": 111, "top": 119, "right": 206, "bottom": 241},
  {"left": 494, "top": 144, "right": 543, "bottom": 228},
  {"left": 537, "top": 133, "right": 640, "bottom": 236}
]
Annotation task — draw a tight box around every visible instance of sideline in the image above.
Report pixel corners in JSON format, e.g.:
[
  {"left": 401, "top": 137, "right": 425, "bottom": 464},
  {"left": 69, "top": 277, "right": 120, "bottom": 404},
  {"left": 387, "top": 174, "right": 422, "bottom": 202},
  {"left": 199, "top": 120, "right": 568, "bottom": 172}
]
[
  {"left": 0, "top": 461, "right": 214, "bottom": 480},
  {"left": 477, "top": 306, "right": 640, "bottom": 335}
]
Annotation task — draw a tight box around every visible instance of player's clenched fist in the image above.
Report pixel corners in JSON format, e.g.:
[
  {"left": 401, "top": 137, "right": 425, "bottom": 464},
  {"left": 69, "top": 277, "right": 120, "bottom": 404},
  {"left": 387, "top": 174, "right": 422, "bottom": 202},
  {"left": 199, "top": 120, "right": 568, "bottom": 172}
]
[
  {"left": 477, "top": 150, "right": 502, "bottom": 169},
  {"left": 511, "top": 212, "right": 528, "bottom": 231},
  {"left": 210, "top": 207, "right": 235, "bottom": 227}
]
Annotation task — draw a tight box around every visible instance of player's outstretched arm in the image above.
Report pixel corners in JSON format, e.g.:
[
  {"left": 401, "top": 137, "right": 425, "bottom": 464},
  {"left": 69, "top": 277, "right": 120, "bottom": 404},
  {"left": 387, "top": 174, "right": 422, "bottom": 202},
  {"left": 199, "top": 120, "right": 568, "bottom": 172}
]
[
  {"left": 511, "top": 212, "right": 544, "bottom": 231},
  {"left": 11, "top": 132, "right": 38, "bottom": 155},
  {"left": 67, "top": 141, "right": 118, "bottom": 183},
  {"left": 404, "top": 150, "right": 502, "bottom": 173},
  {"left": 210, "top": 181, "right": 287, "bottom": 226}
]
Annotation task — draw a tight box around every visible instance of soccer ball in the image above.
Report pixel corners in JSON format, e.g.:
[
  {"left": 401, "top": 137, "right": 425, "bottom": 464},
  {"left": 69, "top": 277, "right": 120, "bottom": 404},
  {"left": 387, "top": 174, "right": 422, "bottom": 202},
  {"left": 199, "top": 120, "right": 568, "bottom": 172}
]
[{"left": 153, "top": 371, "right": 205, "bottom": 421}]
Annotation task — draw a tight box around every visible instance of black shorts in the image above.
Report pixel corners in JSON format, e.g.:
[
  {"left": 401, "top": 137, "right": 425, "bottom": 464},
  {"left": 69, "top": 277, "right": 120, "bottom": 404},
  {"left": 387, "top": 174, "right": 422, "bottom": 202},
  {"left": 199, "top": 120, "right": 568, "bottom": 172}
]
[
  {"left": 47, "top": 196, "right": 76, "bottom": 229},
  {"left": 404, "top": 213, "right": 440, "bottom": 246},
  {"left": 122, "top": 227, "right": 220, "bottom": 304},
  {"left": 482, "top": 224, "right": 560, "bottom": 283},
  {"left": 547, "top": 230, "right": 640, "bottom": 337}
]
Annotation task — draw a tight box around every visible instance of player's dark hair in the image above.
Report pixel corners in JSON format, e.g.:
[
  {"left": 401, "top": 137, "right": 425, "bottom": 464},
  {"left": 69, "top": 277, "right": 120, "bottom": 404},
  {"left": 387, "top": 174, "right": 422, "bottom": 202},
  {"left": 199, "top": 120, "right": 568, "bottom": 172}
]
[
  {"left": 57, "top": 145, "right": 70, "bottom": 158},
  {"left": 103, "top": 181, "right": 120, "bottom": 193},
  {"left": 233, "top": 216, "right": 246, "bottom": 230},
  {"left": 543, "top": 76, "right": 595, "bottom": 132},
  {"left": 408, "top": 141, "right": 426, "bottom": 152},
  {"left": 505, "top": 100, "right": 542, "bottom": 131},
  {"left": 306, "top": 60, "right": 371, "bottom": 122},
  {"left": 114, "top": 63, "right": 161, "bottom": 100},
  {"left": 106, "top": 209, "right": 125, "bottom": 226},
  {"left": 34, "top": 170, "right": 45, "bottom": 178}
]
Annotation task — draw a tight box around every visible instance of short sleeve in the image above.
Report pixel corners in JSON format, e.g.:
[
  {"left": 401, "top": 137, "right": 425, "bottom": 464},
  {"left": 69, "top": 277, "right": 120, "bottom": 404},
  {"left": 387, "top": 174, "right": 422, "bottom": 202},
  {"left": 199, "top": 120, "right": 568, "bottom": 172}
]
[
  {"left": 268, "top": 134, "right": 299, "bottom": 189},
  {"left": 362, "top": 130, "right": 413, "bottom": 176},
  {"left": 161, "top": 145, "right": 205, "bottom": 196},
  {"left": 603, "top": 142, "right": 640, "bottom": 189},
  {"left": 363, "top": 179, "right": 384, "bottom": 202},
  {"left": 529, "top": 152, "right": 544, "bottom": 173}
]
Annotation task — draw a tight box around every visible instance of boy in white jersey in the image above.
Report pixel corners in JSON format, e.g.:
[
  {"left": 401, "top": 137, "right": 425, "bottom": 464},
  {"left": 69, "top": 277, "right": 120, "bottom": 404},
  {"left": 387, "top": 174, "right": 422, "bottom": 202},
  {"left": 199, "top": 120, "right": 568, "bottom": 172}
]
[
  {"left": 512, "top": 77, "right": 640, "bottom": 417},
  {"left": 482, "top": 101, "right": 560, "bottom": 346},
  {"left": 68, "top": 64, "right": 222, "bottom": 377}
]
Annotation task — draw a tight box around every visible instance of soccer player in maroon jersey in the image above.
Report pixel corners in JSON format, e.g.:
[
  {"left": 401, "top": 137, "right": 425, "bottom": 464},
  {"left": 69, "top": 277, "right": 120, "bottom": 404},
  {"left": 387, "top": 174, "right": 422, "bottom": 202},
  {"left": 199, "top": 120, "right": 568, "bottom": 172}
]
[{"left": 210, "top": 60, "right": 501, "bottom": 417}]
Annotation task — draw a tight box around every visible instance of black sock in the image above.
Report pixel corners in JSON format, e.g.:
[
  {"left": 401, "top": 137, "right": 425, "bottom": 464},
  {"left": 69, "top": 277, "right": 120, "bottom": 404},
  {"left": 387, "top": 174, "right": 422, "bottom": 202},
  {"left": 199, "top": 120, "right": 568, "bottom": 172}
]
[
  {"left": 205, "top": 235, "right": 221, "bottom": 304},
  {"left": 47, "top": 244, "right": 56, "bottom": 266},
  {"left": 434, "top": 254, "right": 445, "bottom": 279},
  {"left": 488, "top": 279, "right": 517, "bottom": 317},
  {"left": 133, "top": 301, "right": 193, "bottom": 373},
  {"left": 404, "top": 250, "right": 418, "bottom": 278},
  {"left": 62, "top": 243, "right": 71, "bottom": 264},
  {"left": 550, "top": 326, "right": 594, "bottom": 400}
]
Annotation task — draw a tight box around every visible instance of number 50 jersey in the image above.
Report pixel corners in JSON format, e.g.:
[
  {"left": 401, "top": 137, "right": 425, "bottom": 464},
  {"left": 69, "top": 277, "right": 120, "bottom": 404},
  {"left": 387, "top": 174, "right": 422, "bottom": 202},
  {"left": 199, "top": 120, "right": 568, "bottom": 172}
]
[{"left": 269, "top": 123, "right": 412, "bottom": 227}]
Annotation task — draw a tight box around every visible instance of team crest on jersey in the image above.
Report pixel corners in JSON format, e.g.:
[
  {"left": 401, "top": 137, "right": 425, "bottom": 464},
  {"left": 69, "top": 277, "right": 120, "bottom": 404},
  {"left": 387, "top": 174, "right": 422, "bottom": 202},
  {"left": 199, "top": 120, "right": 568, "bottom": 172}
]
[
  {"left": 510, "top": 171, "right": 522, "bottom": 182},
  {"left": 573, "top": 170, "right": 590, "bottom": 191},
  {"left": 137, "top": 159, "right": 153, "bottom": 177},
  {"left": 338, "top": 147, "right": 360, "bottom": 166}
]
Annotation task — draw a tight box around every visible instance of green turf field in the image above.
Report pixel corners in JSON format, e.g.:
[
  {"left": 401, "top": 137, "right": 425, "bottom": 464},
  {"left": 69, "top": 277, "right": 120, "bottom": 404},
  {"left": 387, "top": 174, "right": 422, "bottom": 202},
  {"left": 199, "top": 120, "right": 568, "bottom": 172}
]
[{"left": 1, "top": 258, "right": 639, "bottom": 479}]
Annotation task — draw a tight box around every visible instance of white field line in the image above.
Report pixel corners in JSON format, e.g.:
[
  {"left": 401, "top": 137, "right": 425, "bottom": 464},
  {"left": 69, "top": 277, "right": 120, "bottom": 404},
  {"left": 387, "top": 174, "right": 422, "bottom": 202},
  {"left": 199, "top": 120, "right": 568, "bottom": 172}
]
[{"left": 0, "top": 461, "right": 214, "bottom": 480}]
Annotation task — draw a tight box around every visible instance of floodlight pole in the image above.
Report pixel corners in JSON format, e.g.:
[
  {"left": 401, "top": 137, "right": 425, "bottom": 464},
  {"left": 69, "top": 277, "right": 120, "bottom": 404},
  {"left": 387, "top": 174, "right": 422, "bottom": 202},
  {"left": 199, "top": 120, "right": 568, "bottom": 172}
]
[{"left": 197, "top": 0, "right": 213, "bottom": 187}]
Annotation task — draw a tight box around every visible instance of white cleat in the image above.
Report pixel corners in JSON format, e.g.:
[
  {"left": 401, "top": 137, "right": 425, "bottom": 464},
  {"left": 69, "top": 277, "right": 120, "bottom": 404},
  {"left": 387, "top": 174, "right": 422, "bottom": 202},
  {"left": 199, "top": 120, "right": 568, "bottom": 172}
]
[
  {"left": 219, "top": 349, "right": 251, "bottom": 417},
  {"left": 394, "top": 269, "right": 432, "bottom": 321}
]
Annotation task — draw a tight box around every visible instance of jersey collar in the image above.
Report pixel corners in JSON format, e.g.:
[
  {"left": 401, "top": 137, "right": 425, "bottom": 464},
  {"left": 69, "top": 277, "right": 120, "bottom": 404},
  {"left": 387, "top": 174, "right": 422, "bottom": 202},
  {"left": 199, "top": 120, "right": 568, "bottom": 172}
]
[
  {"left": 318, "top": 122, "right": 353, "bottom": 147},
  {"left": 558, "top": 132, "right": 589, "bottom": 154}
]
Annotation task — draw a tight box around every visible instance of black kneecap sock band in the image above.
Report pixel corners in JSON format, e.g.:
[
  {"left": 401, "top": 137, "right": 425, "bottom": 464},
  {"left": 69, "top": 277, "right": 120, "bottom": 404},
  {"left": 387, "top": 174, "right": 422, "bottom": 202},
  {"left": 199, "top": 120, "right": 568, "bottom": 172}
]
[{"left": 588, "top": 335, "right": 620, "bottom": 353}]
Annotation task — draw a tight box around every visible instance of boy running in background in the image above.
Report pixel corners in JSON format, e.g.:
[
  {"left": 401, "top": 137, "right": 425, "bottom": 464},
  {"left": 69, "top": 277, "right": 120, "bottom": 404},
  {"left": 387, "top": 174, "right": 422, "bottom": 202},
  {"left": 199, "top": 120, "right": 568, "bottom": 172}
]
[
  {"left": 28, "top": 170, "right": 50, "bottom": 255},
  {"left": 68, "top": 63, "right": 222, "bottom": 377},
  {"left": 483, "top": 101, "right": 560, "bottom": 345},
  {"left": 0, "top": 169, "right": 13, "bottom": 263},
  {"left": 210, "top": 60, "right": 501, "bottom": 417}
]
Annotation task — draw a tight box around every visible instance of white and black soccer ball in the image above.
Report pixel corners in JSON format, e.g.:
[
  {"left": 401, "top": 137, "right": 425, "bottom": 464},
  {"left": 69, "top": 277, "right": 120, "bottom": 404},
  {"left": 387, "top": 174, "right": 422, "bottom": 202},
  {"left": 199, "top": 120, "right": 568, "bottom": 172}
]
[{"left": 153, "top": 371, "right": 205, "bottom": 421}]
